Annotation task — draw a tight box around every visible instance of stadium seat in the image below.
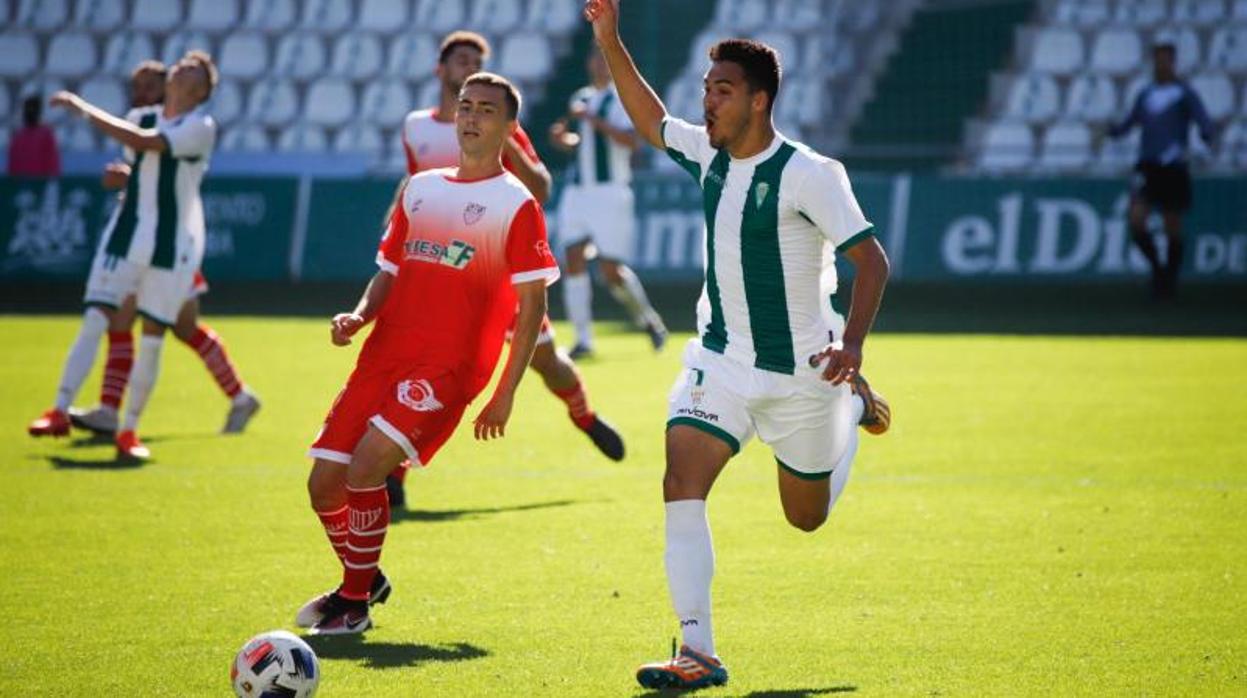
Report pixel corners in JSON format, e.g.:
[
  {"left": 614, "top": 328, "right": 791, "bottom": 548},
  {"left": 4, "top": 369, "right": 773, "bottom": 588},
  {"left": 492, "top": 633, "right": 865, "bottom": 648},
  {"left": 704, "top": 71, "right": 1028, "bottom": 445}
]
[
  {"left": 1037, "top": 121, "right": 1092, "bottom": 170},
  {"left": 1032, "top": 28, "right": 1084, "bottom": 75},
  {"left": 0, "top": 83, "right": 9, "bottom": 122},
  {"left": 416, "top": 79, "right": 442, "bottom": 111},
  {"left": 102, "top": 33, "right": 156, "bottom": 76},
  {"left": 74, "top": 0, "right": 126, "bottom": 32},
  {"left": 526, "top": 0, "right": 579, "bottom": 34},
  {"left": 662, "top": 75, "right": 702, "bottom": 122},
  {"left": 1113, "top": 0, "right": 1167, "bottom": 26},
  {"left": 686, "top": 31, "right": 721, "bottom": 74},
  {"left": 57, "top": 122, "right": 98, "bottom": 152},
  {"left": 244, "top": 0, "right": 296, "bottom": 33},
  {"left": 130, "top": 0, "right": 181, "bottom": 32},
  {"left": 754, "top": 31, "right": 800, "bottom": 70},
  {"left": 162, "top": 32, "right": 214, "bottom": 66},
  {"left": 210, "top": 80, "right": 244, "bottom": 126},
  {"left": 1190, "top": 73, "right": 1235, "bottom": 119},
  {"left": 0, "top": 33, "right": 39, "bottom": 77},
  {"left": 773, "top": 0, "right": 822, "bottom": 31},
  {"left": 272, "top": 34, "right": 327, "bottom": 81},
  {"left": 713, "top": 0, "right": 767, "bottom": 32},
  {"left": 1052, "top": 0, "right": 1110, "bottom": 26},
  {"left": 1089, "top": 29, "right": 1142, "bottom": 76},
  {"left": 330, "top": 34, "right": 384, "bottom": 81},
  {"left": 1153, "top": 28, "right": 1202, "bottom": 74},
  {"left": 220, "top": 33, "right": 270, "bottom": 80},
  {"left": 387, "top": 33, "right": 438, "bottom": 79},
  {"left": 799, "top": 33, "right": 826, "bottom": 74},
  {"left": 470, "top": 0, "right": 521, "bottom": 33},
  {"left": 13, "top": 0, "right": 68, "bottom": 30},
  {"left": 358, "top": 0, "right": 408, "bottom": 31},
  {"left": 499, "top": 35, "right": 553, "bottom": 81},
  {"left": 1064, "top": 74, "right": 1118, "bottom": 121},
  {"left": 845, "top": 2, "right": 882, "bottom": 32},
  {"left": 187, "top": 0, "right": 238, "bottom": 32},
  {"left": 0, "top": 129, "right": 9, "bottom": 151},
  {"left": 1004, "top": 73, "right": 1061, "bottom": 123},
  {"left": 45, "top": 34, "right": 97, "bottom": 79},
  {"left": 1171, "top": 0, "right": 1228, "bottom": 25},
  {"left": 360, "top": 81, "right": 412, "bottom": 127},
  {"left": 277, "top": 124, "right": 329, "bottom": 152},
  {"left": 1207, "top": 27, "right": 1247, "bottom": 72},
  {"left": 79, "top": 76, "right": 126, "bottom": 117},
  {"left": 978, "top": 122, "right": 1035, "bottom": 172},
  {"left": 305, "top": 78, "right": 355, "bottom": 127},
  {"left": 301, "top": 0, "right": 352, "bottom": 33},
  {"left": 778, "top": 77, "right": 824, "bottom": 126},
  {"left": 1214, "top": 118, "right": 1247, "bottom": 168},
  {"left": 413, "top": 0, "right": 466, "bottom": 34},
  {"left": 220, "top": 125, "right": 270, "bottom": 152},
  {"left": 334, "top": 123, "right": 384, "bottom": 154},
  {"left": 245, "top": 78, "right": 300, "bottom": 127},
  {"left": 29, "top": 79, "right": 67, "bottom": 124},
  {"left": 1234, "top": 0, "right": 1247, "bottom": 19}
]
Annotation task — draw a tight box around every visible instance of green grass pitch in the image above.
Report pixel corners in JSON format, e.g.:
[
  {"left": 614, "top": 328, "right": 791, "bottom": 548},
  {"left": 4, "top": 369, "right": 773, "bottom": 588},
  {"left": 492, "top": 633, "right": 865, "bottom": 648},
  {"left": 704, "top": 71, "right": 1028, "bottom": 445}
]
[{"left": 1, "top": 316, "right": 1244, "bottom": 696}]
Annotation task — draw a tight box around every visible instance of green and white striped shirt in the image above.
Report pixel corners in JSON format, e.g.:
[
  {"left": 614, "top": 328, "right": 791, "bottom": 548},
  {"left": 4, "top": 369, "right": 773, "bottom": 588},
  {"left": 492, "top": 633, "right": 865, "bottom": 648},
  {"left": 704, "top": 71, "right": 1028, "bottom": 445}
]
[
  {"left": 572, "top": 84, "right": 633, "bottom": 187},
  {"left": 662, "top": 116, "right": 874, "bottom": 375},
  {"left": 100, "top": 104, "right": 215, "bottom": 270}
]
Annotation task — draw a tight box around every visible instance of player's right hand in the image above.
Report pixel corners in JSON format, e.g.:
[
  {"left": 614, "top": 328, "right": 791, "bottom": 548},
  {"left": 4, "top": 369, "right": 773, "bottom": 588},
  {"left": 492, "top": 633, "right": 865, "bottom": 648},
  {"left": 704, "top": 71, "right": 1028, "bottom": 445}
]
[
  {"left": 583, "top": 0, "right": 619, "bottom": 39},
  {"left": 101, "top": 161, "right": 131, "bottom": 189},
  {"left": 330, "top": 313, "right": 365, "bottom": 346}
]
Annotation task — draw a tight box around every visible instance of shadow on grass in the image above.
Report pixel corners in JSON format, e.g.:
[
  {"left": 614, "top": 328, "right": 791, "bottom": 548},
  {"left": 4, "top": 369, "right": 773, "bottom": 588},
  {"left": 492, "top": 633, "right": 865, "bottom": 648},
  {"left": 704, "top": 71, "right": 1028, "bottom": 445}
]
[
  {"left": 391, "top": 499, "right": 579, "bottom": 524},
  {"left": 47, "top": 454, "right": 146, "bottom": 470},
  {"left": 303, "top": 635, "right": 487, "bottom": 670},
  {"left": 635, "top": 687, "right": 856, "bottom": 698}
]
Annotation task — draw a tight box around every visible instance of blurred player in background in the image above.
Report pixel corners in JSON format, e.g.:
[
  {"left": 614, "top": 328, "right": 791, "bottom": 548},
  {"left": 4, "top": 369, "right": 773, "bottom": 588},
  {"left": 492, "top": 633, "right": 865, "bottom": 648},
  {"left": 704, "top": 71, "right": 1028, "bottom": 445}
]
[
  {"left": 549, "top": 47, "right": 667, "bottom": 358},
  {"left": 388, "top": 30, "right": 624, "bottom": 511},
  {"left": 586, "top": 0, "right": 892, "bottom": 688},
  {"left": 69, "top": 59, "right": 261, "bottom": 438},
  {"left": 298, "top": 73, "right": 560, "bottom": 635},
  {"left": 29, "top": 52, "right": 221, "bottom": 461},
  {"left": 1107, "top": 42, "right": 1216, "bottom": 300}
]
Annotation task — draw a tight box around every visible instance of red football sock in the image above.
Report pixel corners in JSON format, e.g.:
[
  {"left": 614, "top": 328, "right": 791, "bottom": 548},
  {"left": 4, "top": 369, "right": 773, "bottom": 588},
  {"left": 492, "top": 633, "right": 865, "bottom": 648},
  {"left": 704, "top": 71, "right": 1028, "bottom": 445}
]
[
  {"left": 315, "top": 505, "right": 349, "bottom": 565},
  {"left": 552, "top": 377, "right": 595, "bottom": 430},
  {"left": 100, "top": 331, "right": 134, "bottom": 409},
  {"left": 184, "top": 324, "right": 242, "bottom": 398},
  {"left": 341, "top": 484, "right": 389, "bottom": 601}
]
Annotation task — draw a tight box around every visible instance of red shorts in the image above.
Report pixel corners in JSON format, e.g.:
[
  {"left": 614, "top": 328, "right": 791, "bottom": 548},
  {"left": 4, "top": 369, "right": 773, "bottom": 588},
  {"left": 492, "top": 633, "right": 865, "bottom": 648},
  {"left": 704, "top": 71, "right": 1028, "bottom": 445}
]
[
  {"left": 308, "top": 360, "right": 468, "bottom": 467},
  {"left": 506, "top": 313, "right": 555, "bottom": 346}
]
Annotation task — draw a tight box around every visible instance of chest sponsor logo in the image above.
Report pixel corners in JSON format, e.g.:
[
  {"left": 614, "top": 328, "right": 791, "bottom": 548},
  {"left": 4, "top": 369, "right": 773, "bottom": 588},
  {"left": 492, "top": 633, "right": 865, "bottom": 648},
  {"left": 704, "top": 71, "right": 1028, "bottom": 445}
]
[
  {"left": 754, "top": 182, "right": 770, "bottom": 208},
  {"left": 396, "top": 379, "right": 444, "bottom": 413},
  {"left": 463, "top": 202, "right": 487, "bottom": 225},
  {"left": 404, "top": 238, "right": 476, "bottom": 269}
]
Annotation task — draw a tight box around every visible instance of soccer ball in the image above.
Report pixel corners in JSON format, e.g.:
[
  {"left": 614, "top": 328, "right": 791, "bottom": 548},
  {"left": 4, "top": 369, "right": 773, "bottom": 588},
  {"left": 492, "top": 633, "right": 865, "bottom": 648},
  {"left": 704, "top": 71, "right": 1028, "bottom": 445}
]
[{"left": 231, "top": 630, "right": 320, "bottom": 698}]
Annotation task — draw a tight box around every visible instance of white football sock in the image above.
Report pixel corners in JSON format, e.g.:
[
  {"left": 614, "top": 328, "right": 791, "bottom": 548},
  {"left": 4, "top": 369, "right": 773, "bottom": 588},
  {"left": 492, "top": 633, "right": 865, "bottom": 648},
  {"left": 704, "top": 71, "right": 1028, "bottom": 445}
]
[
  {"left": 609, "top": 266, "right": 659, "bottom": 327},
  {"left": 54, "top": 307, "right": 109, "bottom": 411},
  {"left": 828, "top": 394, "right": 866, "bottom": 516},
  {"left": 121, "top": 334, "right": 165, "bottom": 432},
  {"left": 563, "top": 272, "right": 593, "bottom": 348},
  {"left": 665, "top": 499, "right": 716, "bottom": 657}
]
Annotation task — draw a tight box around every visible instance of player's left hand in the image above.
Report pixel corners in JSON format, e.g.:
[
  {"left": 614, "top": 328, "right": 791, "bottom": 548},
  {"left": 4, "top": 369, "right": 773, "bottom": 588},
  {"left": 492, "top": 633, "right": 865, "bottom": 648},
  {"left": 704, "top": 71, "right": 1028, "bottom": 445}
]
[
  {"left": 330, "top": 313, "right": 365, "bottom": 346},
  {"left": 809, "top": 341, "right": 863, "bottom": 385},
  {"left": 473, "top": 392, "right": 514, "bottom": 441},
  {"left": 49, "top": 91, "right": 84, "bottom": 114}
]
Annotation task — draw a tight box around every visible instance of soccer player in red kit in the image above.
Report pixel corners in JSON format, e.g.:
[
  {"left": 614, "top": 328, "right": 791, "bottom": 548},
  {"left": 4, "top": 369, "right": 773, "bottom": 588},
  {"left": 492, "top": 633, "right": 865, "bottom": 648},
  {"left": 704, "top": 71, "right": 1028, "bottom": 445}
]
[{"left": 296, "top": 73, "right": 560, "bottom": 635}]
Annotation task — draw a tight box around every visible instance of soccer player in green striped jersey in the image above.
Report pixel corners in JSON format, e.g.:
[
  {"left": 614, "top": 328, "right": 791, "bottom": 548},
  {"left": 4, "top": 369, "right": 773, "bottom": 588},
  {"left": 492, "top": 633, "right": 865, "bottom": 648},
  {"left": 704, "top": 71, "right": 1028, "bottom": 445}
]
[{"left": 586, "top": 0, "right": 892, "bottom": 689}]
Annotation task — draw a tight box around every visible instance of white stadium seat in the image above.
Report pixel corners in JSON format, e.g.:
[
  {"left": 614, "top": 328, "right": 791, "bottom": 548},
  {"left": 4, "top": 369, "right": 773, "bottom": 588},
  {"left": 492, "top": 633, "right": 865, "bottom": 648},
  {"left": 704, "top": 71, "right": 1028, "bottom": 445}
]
[
  {"left": 777, "top": 77, "right": 824, "bottom": 126},
  {"left": 526, "top": 0, "right": 579, "bottom": 34},
  {"left": 470, "top": 0, "right": 522, "bottom": 33},
  {"left": 1037, "top": 121, "right": 1091, "bottom": 170},
  {"left": 29, "top": 79, "right": 67, "bottom": 124},
  {"left": 210, "top": 80, "right": 244, "bottom": 126},
  {"left": 1064, "top": 74, "right": 1118, "bottom": 121},
  {"left": 301, "top": 0, "right": 352, "bottom": 33},
  {"left": 14, "top": 0, "right": 68, "bottom": 30},
  {"left": 0, "top": 129, "right": 8, "bottom": 151},
  {"left": 1032, "top": 28, "right": 1084, "bottom": 75},
  {"left": 277, "top": 124, "right": 328, "bottom": 152},
  {"left": 499, "top": 35, "right": 553, "bottom": 81},
  {"left": 663, "top": 76, "right": 702, "bottom": 122},
  {"left": 305, "top": 78, "right": 355, "bottom": 127},
  {"left": 1234, "top": 0, "right": 1247, "bottom": 19},
  {"left": 1190, "top": 73, "right": 1236, "bottom": 120},
  {"left": 415, "top": 79, "right": 441, "bottom": 112},
  {"left": 1214, "top": 119, "right": 1247, "bottom": 168},
  {"left": 0, "top": 33, "right": 39, "bottom": 77},
  {"left": 45, "top": 33, "right": 97, "bottom": 79},
  {"left": 1004, "top": 73, "right": 1061, "bottom": 123},
  {"left": 246, "top": 79, "right": 300, "bottom": 127},
  {"left": 130, "top": 0, "right": 181, "bottom": 32},
  {"left": 845, "top": 2, "right": 882, "bottom": 32},
  {"left": 244, "top": 0, "right": 296, "bottom": 33},
  {"left": 0, "top": 84, "right": 9, "bottom": 122},
  {"left": 979, "top": 122, "right": 1035, "bottom": 172},
  {"left": 1052, "top": 0, "right": 1110, "bottom": 26},
  {"left": 79, "top": 76, "right": 126, "bottom": 117},
  {"left": 220, "top": 33, "right": 270, "bottom": 80},
  {"left": 1096, "top": 130, "right": 1138, "bottom": 171},
  {"left": 754, "top": 31, "right": 800, "bottom": 70},
  {"left": 334, "top": 123, "right": 384, "bottom": 154},
  {"left": 1207, "top": 27, "right": 1247, "bottom": 72},
  {"left": 74, "top": 0, "right": 126, "bottom": 32},
  {"left": 187, "top": 0, "right": 238, "bottom": 32},
  {"left": 162, "top": 32, "right": 214, "bottom": 66},
  {"left": 773, "top": 0, "right": 822, "bottom": 31},
  {"left": 102, "top": 33, "right": 156, "bottom": 75},
  {"left": 387, "top": 33, "right": 438, "bottom": 79},
  {"left": 686, "top": 31, "right": 720, "bottom": 74},
  {"left": 1171, "top": 0, "right": 1228, "bottom": 26},
  {"left": 360, "top": 81, "right": 412, "bottom": 127},
  {"left": 220, "top": 125, "right": 270, "bottom": 152},
  {"left": 58, "top": 122, "right": 98, "bottom": 152},
  {"left": 715, "top": 0, "right": 767, "bottom": 31},
  {"left": 1113, "top": 0, "right": 1167, "bottom": 26},
  {"left": 358, "top": 0, "right": 408, "bottom": 31},
  {"left": 272, "top": 34, "right": 327, "bottom": 81},
  {"left": 413, "top": 0, "right": 466, "bottom": 34},
  {"left": 330, "top": 34, "right": 384, "bottom": 81},
  {"left": 1089, "top": 29, "right": 1142, "bottom": 76},
  {"left": 1153, "top": 28, "right": 1203, "bottom": 74}
]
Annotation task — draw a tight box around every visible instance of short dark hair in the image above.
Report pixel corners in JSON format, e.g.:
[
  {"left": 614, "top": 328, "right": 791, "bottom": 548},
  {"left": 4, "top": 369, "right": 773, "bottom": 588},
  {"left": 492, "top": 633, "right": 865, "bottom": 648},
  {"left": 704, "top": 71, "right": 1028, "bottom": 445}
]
[
  {"left": 22, "top": 95, "right": 41, "bottom": 127},
  {"left": 440, "top": 31, "right": 491, "bottom": 64},
  {"left": 1153, "top": 42, "right": 1176, "bottom": 57},
  {"left": 462, "top": 72, "right": 521, "bottom": 119},
  {"left": 130, "top": 59, "right": 167, "bottom": 81},
  {"left": 184, "top": 50, "right": 218, "bottom": 100},
  {"left": 708, "top": 39, "right": 782, "bottom": 112}
]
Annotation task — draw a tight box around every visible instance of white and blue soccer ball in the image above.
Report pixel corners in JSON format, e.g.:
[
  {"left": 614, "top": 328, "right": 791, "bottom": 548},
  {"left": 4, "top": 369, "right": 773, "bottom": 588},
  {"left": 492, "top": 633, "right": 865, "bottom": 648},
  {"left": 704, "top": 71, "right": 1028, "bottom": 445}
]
[{"left": 232, "top": 630, "right": 320, "bottom": 698}]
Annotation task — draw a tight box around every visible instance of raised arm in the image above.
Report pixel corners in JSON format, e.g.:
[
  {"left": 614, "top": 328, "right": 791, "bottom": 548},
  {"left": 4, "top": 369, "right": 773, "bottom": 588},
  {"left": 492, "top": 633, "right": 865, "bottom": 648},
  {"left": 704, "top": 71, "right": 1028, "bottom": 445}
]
[
  {"left": 50, "top": 92, "right": 166, "bottom": 152},
  {"left": 585, "top": 0, "right": 667, "bottom": 149}
]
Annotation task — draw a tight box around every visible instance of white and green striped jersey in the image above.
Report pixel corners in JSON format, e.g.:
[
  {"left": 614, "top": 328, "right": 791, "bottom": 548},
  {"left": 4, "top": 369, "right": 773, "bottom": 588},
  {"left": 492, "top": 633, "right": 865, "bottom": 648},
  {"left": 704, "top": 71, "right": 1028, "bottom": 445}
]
[
  {"left": 662, "top": 116, "right": 874, "bottom": 375},
  {"left": 99, "top": 104, "right": 215, "bottom": 270},
  {"left": 571, "top": 84, "right": 633, "bottom": 186}
]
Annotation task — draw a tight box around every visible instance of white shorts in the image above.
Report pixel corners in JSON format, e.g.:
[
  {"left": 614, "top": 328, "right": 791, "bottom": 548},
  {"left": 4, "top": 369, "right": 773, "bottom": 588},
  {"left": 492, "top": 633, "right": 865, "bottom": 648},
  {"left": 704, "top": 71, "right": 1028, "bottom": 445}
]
[
  {"left": 83, "top": 254, "right": 195, "bottom": 326},
  {"left": 557, "top": 184, "right": 636, "bottom": 263},
  {"left": 666, "top": 340, "right": 857, "bottom": 478}
]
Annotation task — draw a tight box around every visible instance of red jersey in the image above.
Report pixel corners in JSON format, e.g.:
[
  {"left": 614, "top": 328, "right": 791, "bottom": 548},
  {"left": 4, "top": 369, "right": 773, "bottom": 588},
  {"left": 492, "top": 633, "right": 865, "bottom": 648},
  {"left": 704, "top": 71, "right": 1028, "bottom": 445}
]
[
  {"left": 365, "top": 168, "right": 560, "bottom": 397},
  {"left": 401, "top": 107, "right": 542, "bottom": 176}
]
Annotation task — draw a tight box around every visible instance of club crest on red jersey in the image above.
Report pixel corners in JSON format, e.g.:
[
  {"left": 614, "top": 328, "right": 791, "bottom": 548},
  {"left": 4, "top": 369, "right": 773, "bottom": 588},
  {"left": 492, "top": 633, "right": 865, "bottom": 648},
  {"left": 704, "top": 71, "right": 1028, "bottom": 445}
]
[
  {"left": 396, "top": 379, "right": 444, "bottom": 413},
  {"left": 534, "top": 239, "right": 553, "bottom": 260},
  {"left": 463, "top": 203, "right": 486, "bottom": 225}
]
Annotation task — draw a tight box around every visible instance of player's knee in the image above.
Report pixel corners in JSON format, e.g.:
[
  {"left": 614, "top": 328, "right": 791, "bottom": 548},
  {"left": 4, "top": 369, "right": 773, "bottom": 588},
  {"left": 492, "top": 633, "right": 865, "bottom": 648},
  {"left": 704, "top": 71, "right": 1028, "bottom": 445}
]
[
  {"left": 784, "top": 508, "right": 827, "bottom": 533},
  {"left": 600, "top": 262, "right": 623, "bottom": 286},
  {"left": 307, "top": 473, "right": 339, "bottom": 511}
]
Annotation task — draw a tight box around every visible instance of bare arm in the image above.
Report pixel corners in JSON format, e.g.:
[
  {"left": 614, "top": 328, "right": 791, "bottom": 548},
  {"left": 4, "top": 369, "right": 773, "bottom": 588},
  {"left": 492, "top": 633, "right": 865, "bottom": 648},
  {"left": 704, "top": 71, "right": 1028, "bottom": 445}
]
[
  {"left": 585, "top": 0, "right": 667, "bottom": 149},
  {"left": 503, "top": 137, "right": 552, "bottom": 204},
  {"left": 330, "top": 270, "right": 395, "bottom": 346},
  {"left": 474, "top": 280, "right": 547, "bottom": 440},
  {"left": 1108, "top": 93, "right": 1142, "bottom": 139},
  {"left": 50, "top": 92, "right": 166, "bottom": 152},
  {"left": 813, "top": 237, "right": 890, "bottom": 385}
]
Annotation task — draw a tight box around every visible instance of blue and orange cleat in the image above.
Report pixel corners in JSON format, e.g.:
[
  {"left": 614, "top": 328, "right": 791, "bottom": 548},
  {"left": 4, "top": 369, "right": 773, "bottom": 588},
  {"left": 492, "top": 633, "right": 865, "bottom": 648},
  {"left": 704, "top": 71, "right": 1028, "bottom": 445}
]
[{"left": 635, "top": 644, "right": 729, "bottom": 690}]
